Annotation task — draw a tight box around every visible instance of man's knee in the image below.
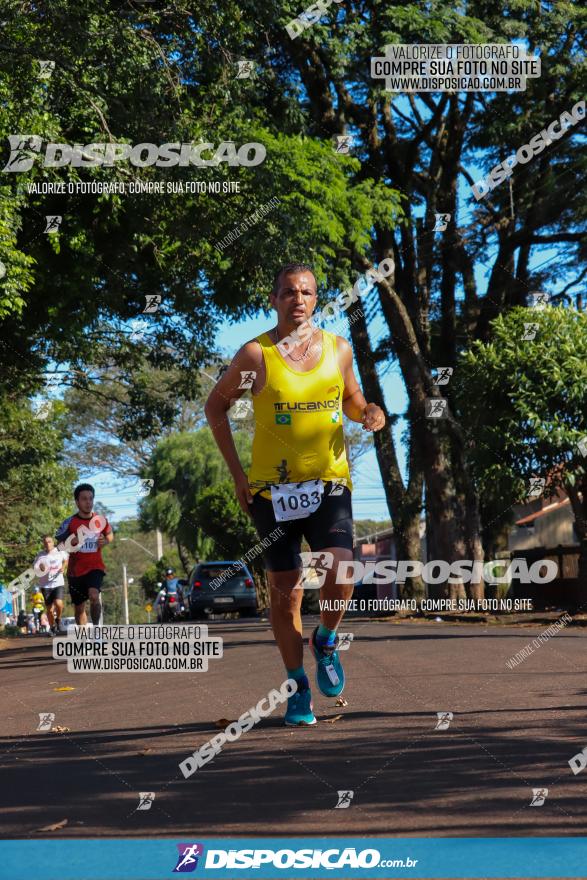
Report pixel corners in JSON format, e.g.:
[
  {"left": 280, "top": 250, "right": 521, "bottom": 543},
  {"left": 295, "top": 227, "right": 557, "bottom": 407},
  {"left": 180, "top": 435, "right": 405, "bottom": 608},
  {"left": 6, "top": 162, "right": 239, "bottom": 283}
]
[
  {"left": 321, "top": 551, "right": 355, "bottom": 586},
  {"left": 88, "top": 589, "right": 101, "bottom": 604},
  {"left": 269, "top": 579, "right": 302, "bottom": 612}
]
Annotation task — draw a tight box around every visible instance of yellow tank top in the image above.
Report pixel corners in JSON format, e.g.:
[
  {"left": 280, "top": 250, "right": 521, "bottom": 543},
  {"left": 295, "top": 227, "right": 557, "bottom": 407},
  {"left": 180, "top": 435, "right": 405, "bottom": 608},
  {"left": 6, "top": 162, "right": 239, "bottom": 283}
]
[{"left": 248, "top": 330, "right": 353, "bottom": 497}]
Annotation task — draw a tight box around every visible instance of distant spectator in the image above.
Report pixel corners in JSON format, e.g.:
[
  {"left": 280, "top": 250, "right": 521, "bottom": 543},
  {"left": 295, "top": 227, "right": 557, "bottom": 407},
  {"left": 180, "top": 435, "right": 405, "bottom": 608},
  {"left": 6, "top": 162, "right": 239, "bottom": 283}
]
[{"left": 31, "top": 589, "right": 45, "bottom": 633}]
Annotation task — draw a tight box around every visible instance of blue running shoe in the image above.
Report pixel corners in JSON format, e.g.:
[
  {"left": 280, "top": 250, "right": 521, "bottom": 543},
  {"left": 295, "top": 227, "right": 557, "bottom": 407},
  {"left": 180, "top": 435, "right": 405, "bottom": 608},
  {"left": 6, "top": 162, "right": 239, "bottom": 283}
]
[
  {"left": 284, "top": 687, "right": 317, "bottom": 726},
  {"left": 310, "top": 626, "right": 345, "bottom": 697}
]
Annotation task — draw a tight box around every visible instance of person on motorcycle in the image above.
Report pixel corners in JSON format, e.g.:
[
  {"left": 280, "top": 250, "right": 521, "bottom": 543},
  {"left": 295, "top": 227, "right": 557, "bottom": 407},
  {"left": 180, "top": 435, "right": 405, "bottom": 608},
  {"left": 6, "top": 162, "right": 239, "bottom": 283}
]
[
  {"left": 164, "top": 568, "right": 183, "bottom": 601},
  {"left": 155, "top": 569, "right": 185, "bottom": 621}
]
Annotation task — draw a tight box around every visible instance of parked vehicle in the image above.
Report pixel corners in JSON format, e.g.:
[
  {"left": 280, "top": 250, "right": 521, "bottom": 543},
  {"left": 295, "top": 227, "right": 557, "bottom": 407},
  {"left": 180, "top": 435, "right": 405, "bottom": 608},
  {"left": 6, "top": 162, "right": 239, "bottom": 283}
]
[{"left": 188, "top": 562, "right": 257, "bottom": 619}]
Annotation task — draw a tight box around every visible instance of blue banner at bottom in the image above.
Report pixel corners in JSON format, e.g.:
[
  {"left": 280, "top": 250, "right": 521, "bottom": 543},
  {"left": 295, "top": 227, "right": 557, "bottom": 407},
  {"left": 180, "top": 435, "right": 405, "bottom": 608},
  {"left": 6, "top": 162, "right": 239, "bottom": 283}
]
[{"left": 1, "top": 837, "right": 586, "bottom": 879}]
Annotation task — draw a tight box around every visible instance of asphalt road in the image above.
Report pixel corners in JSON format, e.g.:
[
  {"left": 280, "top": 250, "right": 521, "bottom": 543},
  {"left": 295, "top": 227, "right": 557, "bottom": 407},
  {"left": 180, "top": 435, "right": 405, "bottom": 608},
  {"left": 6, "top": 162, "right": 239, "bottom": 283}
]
[{"left": 2, "top": 615, "right": 587, "bottom": 839}]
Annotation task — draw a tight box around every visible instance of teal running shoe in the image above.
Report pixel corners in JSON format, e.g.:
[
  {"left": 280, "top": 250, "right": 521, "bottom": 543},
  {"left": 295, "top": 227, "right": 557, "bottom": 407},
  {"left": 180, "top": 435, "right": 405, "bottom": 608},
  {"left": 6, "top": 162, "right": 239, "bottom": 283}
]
[
  {"left": 284, "top": 687, "right": 317, "bottom": 726},
  {"left": 309, "top": 627, "right": 345, "bottom": 697}
]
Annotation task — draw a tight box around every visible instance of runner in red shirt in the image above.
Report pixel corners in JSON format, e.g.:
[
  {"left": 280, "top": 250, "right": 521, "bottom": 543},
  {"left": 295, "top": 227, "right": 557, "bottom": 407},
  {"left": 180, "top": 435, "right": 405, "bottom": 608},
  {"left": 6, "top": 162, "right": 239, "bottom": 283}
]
[{"left": 56, "top": 483, "right": 114, "bottom": 625}]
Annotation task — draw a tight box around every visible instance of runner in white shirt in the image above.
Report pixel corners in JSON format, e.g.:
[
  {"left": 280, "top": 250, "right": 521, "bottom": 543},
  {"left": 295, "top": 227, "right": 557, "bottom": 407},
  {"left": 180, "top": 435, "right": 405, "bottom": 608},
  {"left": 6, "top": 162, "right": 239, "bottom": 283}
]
[{"left": 33, "top": 535, "right": 68, "bottom": 635}]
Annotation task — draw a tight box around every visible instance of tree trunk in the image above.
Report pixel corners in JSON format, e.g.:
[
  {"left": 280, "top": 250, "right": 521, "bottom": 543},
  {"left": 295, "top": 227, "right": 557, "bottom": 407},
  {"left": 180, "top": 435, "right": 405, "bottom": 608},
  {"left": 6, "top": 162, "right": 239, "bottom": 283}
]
[
  {"left": 394, "top": 515, "right": 426, "bottom": 600},
  {"left": 416, "top": 421, "right": 464, "bottom": 600},
  {"left": 347, "top": 300, "right": 425, "bottom": 598},
  {"left": 355, "top": 255, "right": 485, "bottom": 600},
  {"left": 176, "top": 537, "right": 191, "bottom": 576}
]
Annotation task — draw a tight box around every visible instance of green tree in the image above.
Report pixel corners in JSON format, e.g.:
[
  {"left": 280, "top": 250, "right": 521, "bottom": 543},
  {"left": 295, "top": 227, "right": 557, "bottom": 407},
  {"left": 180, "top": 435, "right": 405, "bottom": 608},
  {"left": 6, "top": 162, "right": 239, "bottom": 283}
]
[
  {"left": 0, "top": 397, "right": 76, "bottom": 580},
  {"left": 140, "top": 554, "right": 184, "bottom": 602},
  {"left": 61, "top": 361, "right": 215, "bottom": 478},
  {"left": 194, "top": 480, "right": 260, "bottom": 563},
  {"left": 455, "top": 306, "right": 587, "bottom": 589},
  {"left": 138, "top": 427, "right": 252, "bottom": 569}
]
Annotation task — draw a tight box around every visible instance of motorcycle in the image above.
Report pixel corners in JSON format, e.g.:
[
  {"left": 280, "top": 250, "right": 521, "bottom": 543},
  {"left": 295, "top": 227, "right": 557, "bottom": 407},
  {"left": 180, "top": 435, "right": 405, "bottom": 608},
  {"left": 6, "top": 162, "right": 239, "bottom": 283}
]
[{"left": 160, "top": 588, "right": 186, "bottom": 622}]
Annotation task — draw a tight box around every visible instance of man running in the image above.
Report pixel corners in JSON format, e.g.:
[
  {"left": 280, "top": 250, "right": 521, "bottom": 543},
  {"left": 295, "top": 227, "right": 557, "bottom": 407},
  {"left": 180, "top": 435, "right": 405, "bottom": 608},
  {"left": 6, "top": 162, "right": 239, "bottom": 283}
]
[
  {"left": 33, "top": 534, "right": 68, "bottom": 634},
  {"left": 205, "top": 263, "right": 385, "bottom": 726},
  {"left": 56, "top": 484, "right": 114, "bottom": 626}
]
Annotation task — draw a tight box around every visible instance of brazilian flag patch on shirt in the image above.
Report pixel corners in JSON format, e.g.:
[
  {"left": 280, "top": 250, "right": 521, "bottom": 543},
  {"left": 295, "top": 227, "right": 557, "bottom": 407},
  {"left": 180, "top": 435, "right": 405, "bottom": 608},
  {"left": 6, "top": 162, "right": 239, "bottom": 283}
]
[{"left": 275, "top": 413, "right": 291, "bottom": 425}]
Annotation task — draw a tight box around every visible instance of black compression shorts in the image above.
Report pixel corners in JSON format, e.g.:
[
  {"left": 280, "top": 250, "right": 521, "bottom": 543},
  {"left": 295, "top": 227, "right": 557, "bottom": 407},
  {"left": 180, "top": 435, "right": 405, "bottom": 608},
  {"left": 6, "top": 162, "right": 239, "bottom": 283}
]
[
  {"left": 68, "top": 570, "right": 105, "bottom": 605},
  {"left": 248, "top": 482, "right": 353, "bottom": 572}
]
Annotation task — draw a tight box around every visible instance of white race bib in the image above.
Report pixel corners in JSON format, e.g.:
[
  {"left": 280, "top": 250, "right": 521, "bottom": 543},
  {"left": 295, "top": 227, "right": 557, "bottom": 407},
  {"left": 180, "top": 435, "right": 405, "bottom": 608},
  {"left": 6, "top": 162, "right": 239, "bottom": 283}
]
[
  {"left": 270, "top": 480, "right": 324, "bottom": 522},
  {"left": 77, "top": 524, "right": 99, "bottom": 553}
]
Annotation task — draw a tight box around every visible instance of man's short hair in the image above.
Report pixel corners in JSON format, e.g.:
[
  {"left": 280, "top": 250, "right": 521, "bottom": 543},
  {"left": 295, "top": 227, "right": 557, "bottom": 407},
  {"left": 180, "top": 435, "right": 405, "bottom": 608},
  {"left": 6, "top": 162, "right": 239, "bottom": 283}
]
[
  {"left": 42, "top": 533, "right": 54, "bottom": 541},
  {"left": 272, "top": 263, "right": 316, "bottom": 294},
  {"left": 74, "top": 483, "right": 95, "bottom": 501}
]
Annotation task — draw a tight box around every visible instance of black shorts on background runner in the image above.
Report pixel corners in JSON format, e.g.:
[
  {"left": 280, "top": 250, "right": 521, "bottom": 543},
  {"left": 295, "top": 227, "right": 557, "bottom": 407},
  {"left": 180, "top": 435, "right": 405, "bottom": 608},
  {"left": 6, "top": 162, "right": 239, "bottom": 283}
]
[
  {"left": 68, "top": 570, "right": 105, "bottom": 605},
  {"left": 248, "top": 482, "right": 353, "bottom": 571},
  {"left": 42, "top": 586, "right": 64, "bottom": 604}
]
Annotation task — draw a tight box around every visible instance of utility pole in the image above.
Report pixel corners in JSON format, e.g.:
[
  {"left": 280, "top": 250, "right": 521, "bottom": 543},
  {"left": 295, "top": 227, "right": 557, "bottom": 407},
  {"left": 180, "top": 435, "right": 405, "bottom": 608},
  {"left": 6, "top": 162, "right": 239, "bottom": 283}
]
[
  {"left": 122, "top": 563, "right": 129, "bottom": 625},
  {"left": 156, "top": 529, "right": 163, "bottom": 561}
]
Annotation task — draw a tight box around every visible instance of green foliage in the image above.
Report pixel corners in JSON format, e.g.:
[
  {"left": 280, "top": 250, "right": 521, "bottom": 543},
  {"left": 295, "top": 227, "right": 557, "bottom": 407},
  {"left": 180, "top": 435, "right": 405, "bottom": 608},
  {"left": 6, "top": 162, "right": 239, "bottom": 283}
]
[
  {"left": 455, "top": 306, "right": 587, "bottom": 532},
  {"left": 139, "top": 427, "right": 252, "bottom": 557},
  {"left": 0, "top": 396, "right": 76, "bottom": 580},
  {"left": 193, "top": 480, "right": 260, "bottom": 565},
  {"left": 60, "top": 361, "right": 213, "bottom": 476},
  {"left": 139, "top": 553, "right": 185, "bottom": 601}
]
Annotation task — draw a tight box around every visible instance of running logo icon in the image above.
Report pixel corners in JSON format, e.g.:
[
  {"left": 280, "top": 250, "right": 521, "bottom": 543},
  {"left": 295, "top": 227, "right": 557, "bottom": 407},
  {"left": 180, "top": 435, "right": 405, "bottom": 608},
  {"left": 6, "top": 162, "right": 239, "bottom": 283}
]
[
  {"left": 530, "top": 788, "right": 548, "bottom": 806},
  {"left": 239, "top": 370, "right": 256, "bottom": 389},
  {"left": 44, "top": 215, "right": 62, "bottom": 234},
  {"left": 143, "top": 294, "right": 162, "bottom": 313},
  {"left": 338, "top": 632, "right": 354, "bottom": 651},
  {"left": 137, "top": 792, "right": 155, "bottom": 811},
  {"left": 231, "top": 399, "right": 253, "bottom": 420},
  {"left": 37, "top": 60, "right": 55, "bottom": 79},
  {"left": 425, "top": 399, "right": 448, "bottom": 419},
  {"left": 235, "top": 59, "right": 254, "bottom": 79},
  {"left": 334, "top": 135, "right": 353, "bottom": 153},
  {"left": 433, "top": 367, "right": 453, "bottom": 386},
  {"left": 173, "top": 843, "right": 204, "bottom": 873},
  {"left": 435, "top": 711, "right": 453, "bottom": 730},
  {"left": 527, "top": 477, "right": 546, "bottom": 499},
  {"left": 529, "top": 291, "right": 550, "bottom": 310},
  {"left": 2, "top": 135, "right": 42, "bottom": 172},
  {"left": 37, "top": 713, "right": 55, "bottom": 731},
  {"left": 434, "top": 213, "right": 451, "bottom": 232}
]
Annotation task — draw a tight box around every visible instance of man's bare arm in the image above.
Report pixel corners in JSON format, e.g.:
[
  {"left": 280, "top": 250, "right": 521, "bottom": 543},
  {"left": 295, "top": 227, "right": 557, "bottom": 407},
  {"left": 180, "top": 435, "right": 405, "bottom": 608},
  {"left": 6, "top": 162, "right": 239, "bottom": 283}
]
[
  {"left": 204, "top": 342, "right": 263, "bottom": 512},
  {"left": 98, "top": 529, "right": 114, "bottom": 548},
  {"left": 337, "top": 336, "right": 386, "bottom": 431}
]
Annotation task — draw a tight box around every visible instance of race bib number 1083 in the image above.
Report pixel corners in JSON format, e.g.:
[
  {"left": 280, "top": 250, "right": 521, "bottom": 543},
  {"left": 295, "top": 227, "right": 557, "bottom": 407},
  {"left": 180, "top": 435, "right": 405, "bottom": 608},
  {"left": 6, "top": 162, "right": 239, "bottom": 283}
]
[{"left": 270, "top": 480, "right": 324, "bottom": 521}]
